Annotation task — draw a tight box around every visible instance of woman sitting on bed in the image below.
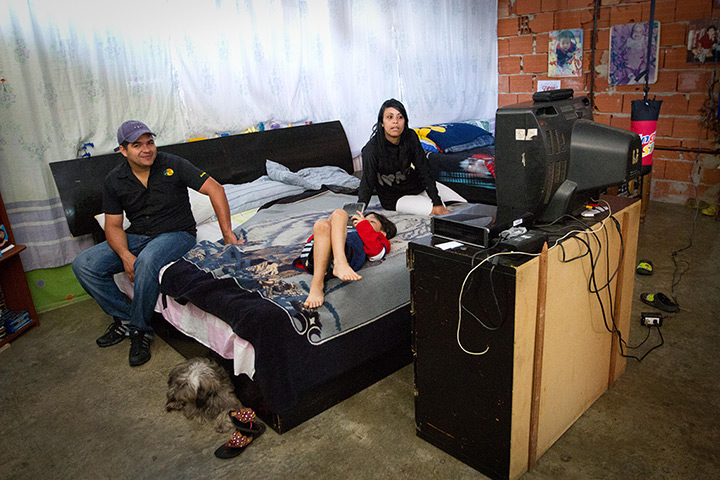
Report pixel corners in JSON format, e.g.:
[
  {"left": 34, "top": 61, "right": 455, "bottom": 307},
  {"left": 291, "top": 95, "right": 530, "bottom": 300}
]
[
  {"left": 296, "top": 208, "right": 396, "bottom": 308},
  {"left": 357, "top": 98, "right": 456, "bottom": 216}
]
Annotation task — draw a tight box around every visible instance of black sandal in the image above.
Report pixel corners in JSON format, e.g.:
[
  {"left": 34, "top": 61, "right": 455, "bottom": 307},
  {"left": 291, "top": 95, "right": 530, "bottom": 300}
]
[
  {"left": 214, "top": 422, "right": 266, "bottom": 459},
  {"left": 640, "top": 292, "right": 679, "bottom": 313}
]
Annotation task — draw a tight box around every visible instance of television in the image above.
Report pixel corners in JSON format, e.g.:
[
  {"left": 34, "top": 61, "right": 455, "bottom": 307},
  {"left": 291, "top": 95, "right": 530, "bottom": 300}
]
[{"left": 493, "top": 90, "right": 642, "bottom": 224}]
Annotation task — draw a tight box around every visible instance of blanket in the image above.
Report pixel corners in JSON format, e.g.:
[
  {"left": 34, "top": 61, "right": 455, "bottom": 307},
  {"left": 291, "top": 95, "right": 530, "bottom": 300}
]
[{"left": 160, "top": 191, "right": 430, "bottom": 412}]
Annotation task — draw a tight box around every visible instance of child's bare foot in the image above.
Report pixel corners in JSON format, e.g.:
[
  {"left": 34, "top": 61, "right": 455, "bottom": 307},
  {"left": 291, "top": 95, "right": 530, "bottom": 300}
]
[
  {"left": 304, "top": 284, "right": 324, "bottom": 308},
  {"left": 333, "top": 263, "right": 362, "bottom": 281}
]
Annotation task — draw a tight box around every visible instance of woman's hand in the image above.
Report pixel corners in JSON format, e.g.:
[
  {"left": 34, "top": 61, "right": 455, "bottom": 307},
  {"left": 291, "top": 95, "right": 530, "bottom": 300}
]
[{"left": 430, "top": 205, "right": 451, "bottom": 216}]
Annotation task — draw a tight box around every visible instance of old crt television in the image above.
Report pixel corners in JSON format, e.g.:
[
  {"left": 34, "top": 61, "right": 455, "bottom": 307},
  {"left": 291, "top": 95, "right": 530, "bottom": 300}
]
[{"left": 493, "top": 90, "right": 642, "bottom": 223}]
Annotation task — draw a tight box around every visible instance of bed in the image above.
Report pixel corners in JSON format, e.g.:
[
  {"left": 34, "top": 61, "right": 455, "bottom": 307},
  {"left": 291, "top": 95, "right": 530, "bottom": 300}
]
[
  {"left": 50, "top": 121, "right": 429, "bottom": 433},
  {"left": 415, "top": 121, "right": 498, "bottom": 205}
]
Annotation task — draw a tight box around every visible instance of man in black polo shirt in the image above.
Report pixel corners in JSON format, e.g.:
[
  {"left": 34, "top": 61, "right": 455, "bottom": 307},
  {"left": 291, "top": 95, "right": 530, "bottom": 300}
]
[{"left": 72, "top": 120, "right": 239, "bottom": 366}]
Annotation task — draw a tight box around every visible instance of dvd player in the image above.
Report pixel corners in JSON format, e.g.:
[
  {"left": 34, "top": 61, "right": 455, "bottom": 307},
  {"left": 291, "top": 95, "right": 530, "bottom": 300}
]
[{"left": 431, "top": 204, "right": 533, "bottom": 248}]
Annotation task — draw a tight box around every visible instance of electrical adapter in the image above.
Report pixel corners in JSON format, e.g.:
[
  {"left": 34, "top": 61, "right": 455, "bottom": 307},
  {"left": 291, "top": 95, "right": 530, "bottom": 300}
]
[
  {"left": 641, "top": 312, "right": 663, "bottom": 327},
  {"left": 498, "top": 230, "right": 548, "bottom": 253}
]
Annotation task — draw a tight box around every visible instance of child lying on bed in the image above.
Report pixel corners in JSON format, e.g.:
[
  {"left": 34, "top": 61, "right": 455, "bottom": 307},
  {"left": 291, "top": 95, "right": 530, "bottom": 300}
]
[{"left": 294, "top": 208, "right": 396, "bottom": 308}]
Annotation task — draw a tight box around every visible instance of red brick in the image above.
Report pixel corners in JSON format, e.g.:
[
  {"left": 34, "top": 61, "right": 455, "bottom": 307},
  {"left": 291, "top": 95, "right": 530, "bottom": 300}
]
[
  {"left": 593, "top": 75, "right": 610, "bottom": 92},
  {"left": 555, "top": 9, "right": 594, "bottom": 31},
  {"left": 675, "top": 0, "right": 712, "bottom": 22},
  {"left": 594, "top": 93, "right": 623, "bottom": 113},
  {"left": 653, "top": 149, "right": 682, "bottom": 161},
  {"left": 499, "top": 75, "right": 511, "bottom": 94},
  {"left": 595, "top": 6, "right": 612, "bottom": 29},
  {"left": 523, "top": 54, "right": 549, "bottom": 73},
  {"left": 687, "top": 93, "right": 706, "bottom": 115},
  {"left": 656, "top": 116, "right": 674, "bottom": 137},
  {"left": 621, "top": 93, "right": 646, "bottom": 114},
  {"left": 541, "top": 0, "right": 567, "bottom": 11},
  {"left": 610, "top": 114, "right": 632, "bottom": 130},
  {"left": 650, "top": 179, "right": 693, "bottom": 203},
  {"left": 499, "top": 0, "right": 514, "bottom": 18},
  {"left": 652, "top": 70, "right": 678, "bottom": 92},
  {"left": 499, "top": 56, "right": 523, "bottom": 74},
  {"left": 561, "top": 75, "right": 587, "bottom": 92},
  {"left": 664, "top": 160, "right": 695, "bottom": 182},
  {"left": 509, "top": 74, "right": 534, "bottom": 93},
  {"left": 518, "top": 93, "right": 535, "bottom": 103},
  {"left": 517, "top": 0, "right": 542, "bottom": 16},
  {"left": 567, "top": 0, "right": 594, "bottom": 8},
  {"left": 529, "top": 12, "right": 554, "bottom": 34},
  {"left": 508, "top": 35, "right": 535, "bottom": 55},
  {"left": 660, "top": 23, "right": 687, "bottom": 47},
  {"left": 499, "top": 94, "right": 519, "bottom": 107},
  {"left": 652, "top": 158, "right": 668, "bottom": 178},
  {"left": 498, "top": 38, "right": 510, "bottom": 56},
  {"left": 702, "top": 163, "right": 720, "bottom": 185},
  {"left": 663, "top": 46, "right": 690, "bottom": 69},
  {"left": 672, "top": 116, "right": 706, "bottom": 139},
  {"left": 593, "top": 113, "right": 612, "bottom": 125},
  {"left": 593, "top": 29, "right": 610, "bottom": 51},
  {"left": 655, "top": 137, "right": 682, "bottom": 148},
  {"left": 499, "top": 17, "right": 520, "bottom": 37},
  {"left": 536, "top": 33, "right": 550, "bottom": 53},
  {"left": 653, "top": 0, "right": 676, "bottom": 23},
  {"left": 678, "top": 71, "right": 713, "bottom": 93},
  {"left": 655, "top": 94, "right": 689, "bottom": 115},
  {"left": 610, "top": 4, "right": 643, "bottom": 25}
]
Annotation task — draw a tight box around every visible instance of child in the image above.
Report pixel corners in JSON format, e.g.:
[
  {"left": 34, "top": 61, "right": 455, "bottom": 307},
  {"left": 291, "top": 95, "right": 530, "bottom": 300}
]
[
  {"left": 296, "top": 208, "right": 396, "bottom": 308},
  {"left": 555, "top": 30, "right": 578, "bottom": 69}
]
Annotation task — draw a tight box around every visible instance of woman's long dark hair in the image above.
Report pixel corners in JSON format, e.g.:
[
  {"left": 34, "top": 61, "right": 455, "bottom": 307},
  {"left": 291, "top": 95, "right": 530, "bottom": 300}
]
[{"left": 371, "top": 98, "right": 411, "bottom": 167}]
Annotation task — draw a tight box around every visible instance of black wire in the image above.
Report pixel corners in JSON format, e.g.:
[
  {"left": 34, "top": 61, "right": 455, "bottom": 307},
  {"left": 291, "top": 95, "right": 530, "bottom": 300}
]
[{"left": 460, "top": 250, "right": 507, "bottom": 331}]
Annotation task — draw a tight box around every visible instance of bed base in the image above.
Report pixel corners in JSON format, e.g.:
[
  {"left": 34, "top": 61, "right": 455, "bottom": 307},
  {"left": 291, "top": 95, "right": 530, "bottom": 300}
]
[{"left": 151, "top": 308, "right": 412, "bottom": 434}]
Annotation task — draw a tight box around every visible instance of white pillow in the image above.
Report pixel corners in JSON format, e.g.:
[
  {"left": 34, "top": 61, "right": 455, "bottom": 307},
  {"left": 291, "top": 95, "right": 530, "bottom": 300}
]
[
  {"left": 94, "top": 188, "right": 215, "bottom": 231},
  {"left": 265, "top": 159, "right": 360, "bottom": 190}
]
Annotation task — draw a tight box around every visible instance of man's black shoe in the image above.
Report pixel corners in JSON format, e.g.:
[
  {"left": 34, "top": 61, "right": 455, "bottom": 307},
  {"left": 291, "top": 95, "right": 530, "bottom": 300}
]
[
  {"left": 96, "top": 320, "right": 129, "bottom": 347},
  {"left": 129, "top": 330, "right": 151, "bottom": 367}
]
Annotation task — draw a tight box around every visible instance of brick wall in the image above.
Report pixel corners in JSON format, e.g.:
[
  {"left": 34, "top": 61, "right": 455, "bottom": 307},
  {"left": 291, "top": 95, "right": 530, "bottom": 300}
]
[{"left": 498, "top": 0, "right": 720, "bottom": 205}]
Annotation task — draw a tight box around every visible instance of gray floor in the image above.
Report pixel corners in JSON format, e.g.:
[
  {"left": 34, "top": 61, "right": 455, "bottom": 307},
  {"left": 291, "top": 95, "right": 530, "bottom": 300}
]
[{"left": 1, "top": 201, "right": 718, "bottom": 480}]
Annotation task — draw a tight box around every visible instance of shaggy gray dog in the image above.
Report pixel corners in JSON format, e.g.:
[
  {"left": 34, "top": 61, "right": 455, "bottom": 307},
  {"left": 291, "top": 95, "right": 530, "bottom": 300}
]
[{"left": 165, "top": 357, "right": 242, "bottom": 432}]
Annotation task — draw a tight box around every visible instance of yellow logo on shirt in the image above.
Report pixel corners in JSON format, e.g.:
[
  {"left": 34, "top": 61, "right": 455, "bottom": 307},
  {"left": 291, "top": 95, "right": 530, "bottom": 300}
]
[{"left": 164, "top": 168, "right": 174, "bottom": 176}]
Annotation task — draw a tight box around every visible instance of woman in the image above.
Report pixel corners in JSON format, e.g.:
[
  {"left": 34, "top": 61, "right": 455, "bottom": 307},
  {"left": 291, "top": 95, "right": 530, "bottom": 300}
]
[{"left": 357, "top": 98, "right": 459, "bottom": 216}]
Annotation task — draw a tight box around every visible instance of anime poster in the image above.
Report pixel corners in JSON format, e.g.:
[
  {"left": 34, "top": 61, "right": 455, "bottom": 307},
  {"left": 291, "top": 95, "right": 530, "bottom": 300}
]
[
  {"left": 687, "top": 18, "right": 720, "bottom": 64},
  {"left": 548, "top": 29, "right": 583, "bottom": 77},
  {"left": 609, "top": 21, "right": 660, "bottom": 85}
]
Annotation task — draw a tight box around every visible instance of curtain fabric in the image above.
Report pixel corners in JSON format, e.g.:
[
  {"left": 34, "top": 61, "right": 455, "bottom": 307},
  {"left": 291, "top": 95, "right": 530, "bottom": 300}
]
[{"left": 0, "top": 0, "right": 497, "bottom": 270}]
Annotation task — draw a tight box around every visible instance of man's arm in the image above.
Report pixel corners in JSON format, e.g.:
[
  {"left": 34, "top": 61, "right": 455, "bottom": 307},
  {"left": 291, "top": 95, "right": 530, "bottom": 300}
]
[
  {"left": 104, "top": 213, "right": 138, "bottom": 282},
  {"left": 198, "top": 177, "right": 240, "bottom": 244}
]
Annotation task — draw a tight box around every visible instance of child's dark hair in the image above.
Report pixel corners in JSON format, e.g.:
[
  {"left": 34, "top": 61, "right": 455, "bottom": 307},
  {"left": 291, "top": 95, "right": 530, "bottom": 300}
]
[{"left": 366, "top": 212, "right": 397, "bottom": 239}]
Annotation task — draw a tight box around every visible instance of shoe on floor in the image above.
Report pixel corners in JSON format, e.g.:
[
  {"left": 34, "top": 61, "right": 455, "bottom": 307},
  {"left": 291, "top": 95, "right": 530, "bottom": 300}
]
[
  {"left": 96, "top": 319, "right": 129, "bottom": 347},
  {"left": 129, "top": 330, "right": 151, "bottom": 367}
]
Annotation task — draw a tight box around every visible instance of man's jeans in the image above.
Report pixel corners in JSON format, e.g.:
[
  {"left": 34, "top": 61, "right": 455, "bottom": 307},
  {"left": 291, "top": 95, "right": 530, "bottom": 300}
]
[{"left": 72, "top": 232, "right": 196, "bottom": 334}]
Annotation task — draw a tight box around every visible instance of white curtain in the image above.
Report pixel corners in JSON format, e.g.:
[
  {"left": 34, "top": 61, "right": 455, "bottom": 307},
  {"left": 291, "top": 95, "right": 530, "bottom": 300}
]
[{"left": 0, "top": 0, "right": 497, "bottom": 270}]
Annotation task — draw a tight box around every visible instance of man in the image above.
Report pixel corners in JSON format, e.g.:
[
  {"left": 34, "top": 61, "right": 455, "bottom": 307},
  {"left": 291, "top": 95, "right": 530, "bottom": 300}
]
[{"left": 72, "top": 120, "right": 239, "bottom": 366}]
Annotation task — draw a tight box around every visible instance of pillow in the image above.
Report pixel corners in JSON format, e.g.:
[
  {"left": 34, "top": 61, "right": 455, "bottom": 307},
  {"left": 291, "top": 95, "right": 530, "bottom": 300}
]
[
  {"left": 421, "top": 123, "right": 494, "bottom": 153},
  {"left": 94, "top": 212, "right": 131, "bottom": 231},
  {"left": 265, "top": 159, "right": 360, "bottom": 190},
  {"left": 222, "top": 175, "right": 306, "bottom": 216},
  {"left": 188, "top": 188, "right": 215, "bottom": 225}
]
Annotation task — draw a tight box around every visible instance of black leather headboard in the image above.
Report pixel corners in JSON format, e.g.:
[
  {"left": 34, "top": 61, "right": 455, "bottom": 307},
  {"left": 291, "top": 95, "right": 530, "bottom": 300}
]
[{"left": 50, "top": 121, "right": 353, "bottom": 238}]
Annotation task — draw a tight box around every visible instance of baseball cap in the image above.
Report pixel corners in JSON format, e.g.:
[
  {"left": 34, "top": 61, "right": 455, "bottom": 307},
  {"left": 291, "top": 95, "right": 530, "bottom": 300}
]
[{"left": 114, "top": 120, "right": 155, "bottom": 151}]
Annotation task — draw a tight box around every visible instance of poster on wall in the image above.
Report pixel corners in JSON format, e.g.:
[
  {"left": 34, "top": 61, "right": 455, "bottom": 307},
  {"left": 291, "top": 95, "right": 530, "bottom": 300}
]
[
  {"left": 609, "top": 21, "right": 660, "bottom": 86},
  {"left": 687, "top": 18, "right": 720, "bottom": 64},
  {"left": 548, "top": 29, "right": 583, "bottom": 77}
]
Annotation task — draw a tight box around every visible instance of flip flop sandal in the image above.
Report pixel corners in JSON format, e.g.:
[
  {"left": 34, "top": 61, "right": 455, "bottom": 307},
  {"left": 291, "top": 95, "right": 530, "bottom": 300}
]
[
  {"left": 636, "top": 259, "right": 653, "bottom": 275},
  {"left": 214, "top": 422, "right": 266, "bottom": 459},
  {"left": 640, "top": 292, "right": 679, "bottom": 313},
  {"left": 229, "top": 408, "right": 256, "bottom": 428}
]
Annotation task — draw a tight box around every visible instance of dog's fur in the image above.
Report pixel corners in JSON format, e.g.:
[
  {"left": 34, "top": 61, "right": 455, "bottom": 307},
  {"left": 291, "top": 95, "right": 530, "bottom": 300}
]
[{"left": 165, "top": 357, "right": 242, "bottom": 432}]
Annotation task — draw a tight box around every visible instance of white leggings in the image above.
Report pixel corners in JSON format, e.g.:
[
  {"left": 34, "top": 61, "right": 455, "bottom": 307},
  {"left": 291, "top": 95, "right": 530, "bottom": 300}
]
[{"left": 394, "top": 182, "right": 466, "bottom": 215}]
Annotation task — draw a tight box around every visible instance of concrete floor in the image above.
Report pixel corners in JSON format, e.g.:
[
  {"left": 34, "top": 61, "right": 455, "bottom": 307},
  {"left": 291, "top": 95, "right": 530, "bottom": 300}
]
[{"left": 0, "top": 201, "right": 718, "bottom": 480}]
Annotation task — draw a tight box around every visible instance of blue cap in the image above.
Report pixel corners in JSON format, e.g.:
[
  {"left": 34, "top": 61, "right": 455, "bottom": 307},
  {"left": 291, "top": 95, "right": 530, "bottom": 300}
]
[{"left": 115, "top": 120, "right": 154, "bottom": 151}]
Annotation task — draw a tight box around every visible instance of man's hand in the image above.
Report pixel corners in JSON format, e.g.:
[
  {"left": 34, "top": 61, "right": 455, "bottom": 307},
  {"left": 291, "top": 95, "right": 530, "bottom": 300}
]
[
  {"left": 121, "top": 252, "right": 137, "bottom": 282},
  {"left": 223, "top": 230, "right": 241, "bottom": 245}
]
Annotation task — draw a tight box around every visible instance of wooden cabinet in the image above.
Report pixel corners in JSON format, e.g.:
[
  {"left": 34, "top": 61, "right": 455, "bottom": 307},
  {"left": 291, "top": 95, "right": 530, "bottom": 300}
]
[
  {"left": 0, "top": 190, "right": 38, "bottom": 347},
  {"left": 409, "top": 196, "right": 640, "bottom": 480}
]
